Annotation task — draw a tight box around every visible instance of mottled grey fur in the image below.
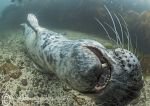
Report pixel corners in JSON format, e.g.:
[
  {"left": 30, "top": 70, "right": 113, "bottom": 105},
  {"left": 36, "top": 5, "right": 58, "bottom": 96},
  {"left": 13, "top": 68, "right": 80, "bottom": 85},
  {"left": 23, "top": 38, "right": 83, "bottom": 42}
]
[{"left": 22, "top": 14, "right": 143, "bottom": 106}]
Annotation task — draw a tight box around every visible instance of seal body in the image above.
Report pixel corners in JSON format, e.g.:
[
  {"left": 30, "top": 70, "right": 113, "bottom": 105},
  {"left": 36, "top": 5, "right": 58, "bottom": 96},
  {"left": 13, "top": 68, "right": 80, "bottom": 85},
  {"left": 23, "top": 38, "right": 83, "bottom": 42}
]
[
  {"left": 23, "top": 14, "right": 111, "bottom": 92},
  {"left": 22, "top": 14, "right": 144, "bottom": 105}
]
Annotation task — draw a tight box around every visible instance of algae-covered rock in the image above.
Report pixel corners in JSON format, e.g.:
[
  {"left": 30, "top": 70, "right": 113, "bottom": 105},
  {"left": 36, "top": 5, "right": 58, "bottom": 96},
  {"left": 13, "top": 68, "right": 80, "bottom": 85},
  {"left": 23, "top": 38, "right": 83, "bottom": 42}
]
[
  {"left": 9, "top": 69, "right": 22, "bottom": 79},
  {"left": 2, "top": 75, "right": 10, "bottom": 83},
  {"left": 0, "top": 63, "right": 17, "bottom": 74},
  {"left": 21, "top": 79, "right": 28, "bottom": 86},
  {"left": 0, "top": 62, "right": 22, "bottom": 79},
  {"left": 28, "top": 90, "right": 34, "bottom": 98},
  {"left": 16, "top": 86, "right": 21, "bottom": 96}
]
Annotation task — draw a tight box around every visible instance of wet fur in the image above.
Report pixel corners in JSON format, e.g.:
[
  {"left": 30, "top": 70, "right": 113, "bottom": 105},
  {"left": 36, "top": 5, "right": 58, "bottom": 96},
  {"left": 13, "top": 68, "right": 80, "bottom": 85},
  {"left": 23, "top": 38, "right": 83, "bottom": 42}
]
[{"left": 22, "top": 13, "right": 144, "bottom": 106}]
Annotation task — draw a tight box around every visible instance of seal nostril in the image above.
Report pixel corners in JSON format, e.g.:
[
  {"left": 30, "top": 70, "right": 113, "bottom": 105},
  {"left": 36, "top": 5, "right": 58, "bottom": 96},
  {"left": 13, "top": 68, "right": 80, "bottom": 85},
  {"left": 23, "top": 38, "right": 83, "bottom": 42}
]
[
  {"left": 119, "top": 57, "right": 122, "bottom": 60},
  {"left": 121, "top": 64, "right": 125, "bottom": 68},
  {"left": 128, "top": 64, "right": 132, "bottom": 68}
]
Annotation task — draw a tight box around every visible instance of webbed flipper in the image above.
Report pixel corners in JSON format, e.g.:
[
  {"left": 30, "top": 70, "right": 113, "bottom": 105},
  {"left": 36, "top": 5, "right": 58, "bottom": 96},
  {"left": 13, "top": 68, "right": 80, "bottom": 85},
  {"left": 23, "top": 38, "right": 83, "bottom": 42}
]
[{"left": 26, "top": 13, "right": 41, "bottom": 34}]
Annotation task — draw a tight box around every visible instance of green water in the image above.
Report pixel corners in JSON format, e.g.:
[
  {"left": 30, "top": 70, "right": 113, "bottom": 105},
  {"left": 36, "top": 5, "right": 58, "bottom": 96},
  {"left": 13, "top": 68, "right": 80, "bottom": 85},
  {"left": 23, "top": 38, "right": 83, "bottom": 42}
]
[{"left": 0, "top": 0, "right": 150, "bottom": 106}]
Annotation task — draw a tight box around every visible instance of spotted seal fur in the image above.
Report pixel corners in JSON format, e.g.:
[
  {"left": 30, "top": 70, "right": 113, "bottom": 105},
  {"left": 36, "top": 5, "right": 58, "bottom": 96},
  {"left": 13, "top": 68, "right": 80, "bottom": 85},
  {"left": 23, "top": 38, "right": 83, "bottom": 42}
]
[{"left": 21, "top": 13, "right": 144, "bottom": 105}]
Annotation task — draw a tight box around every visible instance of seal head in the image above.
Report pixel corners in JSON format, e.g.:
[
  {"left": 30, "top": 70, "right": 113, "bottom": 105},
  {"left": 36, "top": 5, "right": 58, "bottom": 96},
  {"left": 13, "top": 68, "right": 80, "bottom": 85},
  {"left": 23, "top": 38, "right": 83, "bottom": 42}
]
[{"left": 95, "top": 48, "right": 144, "bottom": 106}]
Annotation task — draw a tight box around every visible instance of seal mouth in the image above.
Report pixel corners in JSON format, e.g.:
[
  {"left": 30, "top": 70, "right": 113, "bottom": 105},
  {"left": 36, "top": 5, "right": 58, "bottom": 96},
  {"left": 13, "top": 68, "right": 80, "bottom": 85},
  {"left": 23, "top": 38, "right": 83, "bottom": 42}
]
[{"left": 85, "top": 46, "right": 111, "bottom": 92}]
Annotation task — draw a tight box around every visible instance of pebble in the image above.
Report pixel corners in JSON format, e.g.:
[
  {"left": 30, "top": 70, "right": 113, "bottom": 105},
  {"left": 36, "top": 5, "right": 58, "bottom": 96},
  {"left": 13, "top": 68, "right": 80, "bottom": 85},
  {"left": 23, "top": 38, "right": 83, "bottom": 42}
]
[
  {"left": 28, "top": 91, "right": 34, "bottom": 98},
  {"left": 21, "top": 79, "right": 28, "bottom": 86}
]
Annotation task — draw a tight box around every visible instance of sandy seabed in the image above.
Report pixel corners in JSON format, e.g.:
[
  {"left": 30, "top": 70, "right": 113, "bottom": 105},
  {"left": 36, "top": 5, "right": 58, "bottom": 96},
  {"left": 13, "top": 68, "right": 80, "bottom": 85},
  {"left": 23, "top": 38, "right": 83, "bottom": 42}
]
[{"left": 0, "top": 29, "right": 149, "bottom": 106}]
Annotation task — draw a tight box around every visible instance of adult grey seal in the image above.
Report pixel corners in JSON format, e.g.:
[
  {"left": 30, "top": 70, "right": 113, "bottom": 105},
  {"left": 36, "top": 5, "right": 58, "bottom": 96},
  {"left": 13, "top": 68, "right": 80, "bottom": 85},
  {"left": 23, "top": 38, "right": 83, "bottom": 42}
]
[{"left": 21, "top": 13, "right": 144, "bottom": 106}]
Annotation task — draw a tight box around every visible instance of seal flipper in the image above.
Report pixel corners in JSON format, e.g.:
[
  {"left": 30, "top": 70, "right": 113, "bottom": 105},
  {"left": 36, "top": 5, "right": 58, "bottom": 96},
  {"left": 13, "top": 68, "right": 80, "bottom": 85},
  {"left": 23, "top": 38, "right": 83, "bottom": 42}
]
[
  {"left": 27, "top": 13, "right": 41, "bottom": 34},
  {"left": 21, "top": 23, "right": 36, "bottom": 37},
  {"left": 27, "top": 14, "right": 39, "bottom": 29}
]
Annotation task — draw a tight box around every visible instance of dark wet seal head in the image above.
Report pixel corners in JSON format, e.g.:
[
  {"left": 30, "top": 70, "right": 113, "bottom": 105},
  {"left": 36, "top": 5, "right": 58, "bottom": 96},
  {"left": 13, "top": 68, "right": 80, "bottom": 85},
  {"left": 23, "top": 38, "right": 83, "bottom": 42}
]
[
  {"left": 93, "top": 6, "right": 144, "bottom": 106},
  {"left": 94, "top": 48, "right": 144, "bottom": 106},
  {"left": 66, "top": 42, "right": 144, "bottom": 105}
]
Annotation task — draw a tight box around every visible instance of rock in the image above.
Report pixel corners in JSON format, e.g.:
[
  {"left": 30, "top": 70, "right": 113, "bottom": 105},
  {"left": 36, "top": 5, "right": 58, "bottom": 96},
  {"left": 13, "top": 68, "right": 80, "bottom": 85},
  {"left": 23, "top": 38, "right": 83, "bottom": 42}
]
[
  {"left": 38, "top": 89, "right": 49, "bottom": 95},
  {"left": 0, "top": 92, "right": 2, "bottom": 104},
  {"left": 42, "top": 103, "right": 49, "bottom": 106},
  {"left": 16, "top": 86, "right": 21, "bottom": 96},
  {"left": 63, "top": 85, "right": 72, "bottom": 92},
  {"left": 32, "top": 78, "right": 40, "bottom": 87},
  {"left": 37, "top": 93, "right": 41, "bottom": 97},
  {"left": 0, "top": 55, "right": 3, "bottom": 59},
  {"left": 5, "top": 58, "right": 11, "bottom": 63},
  {"left": 28, "top": 91, "right": 34, "bottom": 98},
  {"left": 21, "top": 79, "right": 28, "bottom": 86},
  {"left": 18, "top": 61, "right": 24, "bottom": 69},
  {"left": 0, "top": 62, "right": 22, "bottom": 79},
  {"left": 9, "top": 69, "right": 22, "bottom": 79},
  {"left": 22, "top": 100, "right": 32, "bottom": 104},
  {"left": 0, "top": 63, "right": 17, "bottom": 74},
  {"left": 2, "top": 75, "right": 10, "bottom": 83},
  {"left": 73, "top": 94, "right": 87, "bottom": 106},
  {"left": 72, "top": 91, "right": 93, "bottom": 106}
]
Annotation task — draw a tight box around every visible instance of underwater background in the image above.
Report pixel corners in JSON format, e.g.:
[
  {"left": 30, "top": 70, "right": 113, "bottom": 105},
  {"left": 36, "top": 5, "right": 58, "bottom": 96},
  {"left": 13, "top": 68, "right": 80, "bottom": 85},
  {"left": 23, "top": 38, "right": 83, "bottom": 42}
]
[{"left": 0, "top": 0, "right": 149, "bottom": 106}]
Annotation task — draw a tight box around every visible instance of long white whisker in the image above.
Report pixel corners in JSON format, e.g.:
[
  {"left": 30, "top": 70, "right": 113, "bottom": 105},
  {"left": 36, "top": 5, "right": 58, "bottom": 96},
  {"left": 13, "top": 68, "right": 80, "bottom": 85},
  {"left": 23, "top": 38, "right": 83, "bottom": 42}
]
[
  {"left": 114, "top": 13, "right": 124, "bottom": 48},
  {"left": 129, "top": 36, "right": 133, "bottom": 52},
  {"left": 134, "top": 35, "right": 138, "bottom": 57},
  {"left": 104, "top": 5, "right": 119, "bottom": 45},
  {"left": 125, "top": 32, "right": 130, "bottom": 50},
  {"left": 118, "top": 13, "right": 132, "bottom": 51},
  {"left": 121, "top": 24, "right": 129, "bottom": 49},
  {"left": 104, "top": 22, "right": 119, "bottom": 45},
  {"left": 95, "top": 18, "right": 116, "bottom": 44},
  {"left": 105, "top": 18, "right": 122, "bottom": 48}
]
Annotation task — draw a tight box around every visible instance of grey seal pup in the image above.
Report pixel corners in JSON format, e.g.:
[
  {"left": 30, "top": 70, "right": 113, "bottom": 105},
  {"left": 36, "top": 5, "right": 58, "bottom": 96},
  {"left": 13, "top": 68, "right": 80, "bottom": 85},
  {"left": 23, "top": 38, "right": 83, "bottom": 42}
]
[{"left": 21, "top": 13, "right": 143, "bottom": 106}]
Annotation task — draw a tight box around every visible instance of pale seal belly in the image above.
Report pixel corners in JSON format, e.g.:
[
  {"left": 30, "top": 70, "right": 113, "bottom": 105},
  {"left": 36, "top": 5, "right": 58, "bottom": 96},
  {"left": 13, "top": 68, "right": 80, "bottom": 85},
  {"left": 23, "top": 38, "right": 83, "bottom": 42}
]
[{"left": 21, "top": 14, "right": 144, "bottom": 105}]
